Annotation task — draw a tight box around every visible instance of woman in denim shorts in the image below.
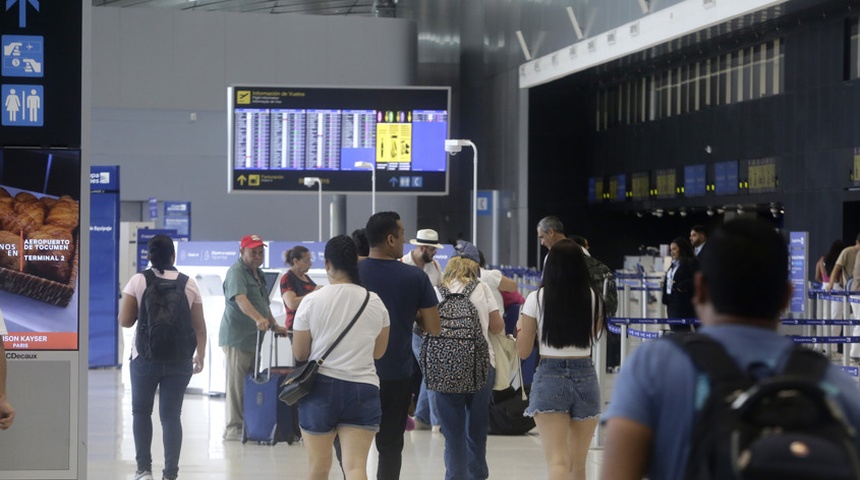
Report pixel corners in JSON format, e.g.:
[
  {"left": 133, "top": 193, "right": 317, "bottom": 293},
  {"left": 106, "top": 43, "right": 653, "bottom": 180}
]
[
  {"left": 292, "top": 235, "right": 391, "bottom": 480},
  {"left": 516, "top": 239, "right": 605, "bottom": 480}
]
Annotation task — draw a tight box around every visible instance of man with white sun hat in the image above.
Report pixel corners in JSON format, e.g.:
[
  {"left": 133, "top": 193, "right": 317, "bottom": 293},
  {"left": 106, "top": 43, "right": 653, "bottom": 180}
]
[{"left": 401, "top": 228, "right": 445, "bottom": 287}]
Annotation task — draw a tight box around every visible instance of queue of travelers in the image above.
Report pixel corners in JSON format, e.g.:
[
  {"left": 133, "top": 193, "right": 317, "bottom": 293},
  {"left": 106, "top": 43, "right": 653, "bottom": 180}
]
[{"left": 112, "top": 211, "right": 860, "bottom": 480}]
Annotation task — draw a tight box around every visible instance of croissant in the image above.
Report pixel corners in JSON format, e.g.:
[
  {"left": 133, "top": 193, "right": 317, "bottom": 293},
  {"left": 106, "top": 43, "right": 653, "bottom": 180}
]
[
  {"left": 0, "top": 230, "right": 23, "bottom": 271},
  {"left": 14, "top": 192, "right": 38, "bottom": 204},
  {"left": 24, "top": 230, "right": 72, "bottom": 283},
  {"left": 45, "top": 205, "right": 79, "bottom": 231},
  {"left": 0, "top": 188, "right": 11, "bottom": 198},
  {"left": 41, "top": 197, "right": 58, "bottom": 209},
  {"left": 14, "top": 199, "right": 47, "bottom": 216},
  {"left": 5, "top": 201, "right": 46, "bottom": 235},
  {"left": 36, "top": 224, "right": 74, "bottom": 244}
]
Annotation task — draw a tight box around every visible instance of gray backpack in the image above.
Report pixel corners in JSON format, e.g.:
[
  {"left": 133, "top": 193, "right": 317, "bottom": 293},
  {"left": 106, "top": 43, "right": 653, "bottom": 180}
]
[{"left": 420, "top": 280, "right": 490, "bottom": 394}]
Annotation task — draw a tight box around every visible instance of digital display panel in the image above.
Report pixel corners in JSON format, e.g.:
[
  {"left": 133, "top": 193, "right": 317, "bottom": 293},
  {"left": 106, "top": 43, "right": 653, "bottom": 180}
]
[
  {"left": 747, "top": 157, "right": 777, "bottom": 193},
  {"left": 0, "top": 148, "right": 80, "bottom": 351},
  {"left": 655, "top": 168, "right": 677, "bottom": 199},
  {"left": 615, "top": 174, "right": 627, "bottom": 202},
  {"left": 853, "top": 148, "right": 860, "bottom": 185},
  {"left": 714, "top": 160, "right": 739, "bottom": 195},
  {"left": 684, "top": 164, "right": 706, "bottom": 197},
  {"left": 631, "top": 172, "right": 649, "bottom": 200},
  {"left": 587, "top": 177, "right": 597, "bottom": 203},
  {"left": 228, "top": 86, "right": 450, "bottom": 194}
]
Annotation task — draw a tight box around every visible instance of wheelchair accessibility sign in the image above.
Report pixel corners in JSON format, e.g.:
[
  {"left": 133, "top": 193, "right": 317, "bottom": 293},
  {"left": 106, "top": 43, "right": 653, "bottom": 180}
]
[
  {"left": 2, "top": 84, "right": 43, "bottom": 126},
  {"left": 2, "top": 35, "right": 44, "bottom": 78}
]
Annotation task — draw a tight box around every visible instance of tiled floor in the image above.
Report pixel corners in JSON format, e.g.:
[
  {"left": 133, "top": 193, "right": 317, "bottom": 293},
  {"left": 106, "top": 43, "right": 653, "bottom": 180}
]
[{"left": 86, "top": 369, "right": 604, "bottom": 479}]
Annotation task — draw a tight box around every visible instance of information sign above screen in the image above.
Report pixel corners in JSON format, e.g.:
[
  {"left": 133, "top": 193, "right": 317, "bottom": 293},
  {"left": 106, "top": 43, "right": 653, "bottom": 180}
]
[{"left": 228, "top": 86, "right": 451, "bottom": 194}]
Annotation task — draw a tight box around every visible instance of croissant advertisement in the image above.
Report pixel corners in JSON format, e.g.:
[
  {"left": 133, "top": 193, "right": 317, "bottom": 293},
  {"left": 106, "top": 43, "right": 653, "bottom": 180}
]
[{"left": 0, "top": 148, "right": 80, "bottom": 351}]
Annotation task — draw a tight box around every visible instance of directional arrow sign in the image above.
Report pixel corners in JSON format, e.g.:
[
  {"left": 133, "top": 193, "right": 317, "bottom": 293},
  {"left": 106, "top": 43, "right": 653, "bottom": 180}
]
[
  {"left": 237, "top": 175, "right": 247, "bottom": 185},
  {"left": 389, "top": 177, "right": 398, "bottom": 187},
  {"left": 6, "top": 0, "right": 40, "bottom": 29}
]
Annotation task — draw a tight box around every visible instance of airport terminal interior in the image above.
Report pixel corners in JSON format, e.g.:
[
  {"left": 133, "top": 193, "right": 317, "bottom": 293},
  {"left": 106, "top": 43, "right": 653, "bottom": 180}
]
[{"left": 5, "top": 0, "right": 860, "bottom": 478}]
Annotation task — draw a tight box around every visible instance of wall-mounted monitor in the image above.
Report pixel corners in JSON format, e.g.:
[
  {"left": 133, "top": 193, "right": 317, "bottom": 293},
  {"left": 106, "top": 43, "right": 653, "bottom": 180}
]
[
  {"left": 683, "top": 164, "right": 706, "bottom": 197},
  {"left": 655, "top": 168, "right": 677, "bottom": 199},
  {"left": 228, "top": 86, "right": 451, "bottom": 194},
  {"left": 747, "top": 157, "right": 777, "bottom": 193},
  {"left": 631, "top": 172, "right": 649, "bottom": 200},
  {"left": 714, "top": 160, "right": 739, "bottom": 195}
]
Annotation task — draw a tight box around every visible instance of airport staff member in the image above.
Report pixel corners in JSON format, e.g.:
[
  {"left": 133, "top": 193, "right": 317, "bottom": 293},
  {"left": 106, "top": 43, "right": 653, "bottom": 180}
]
[
  {"left": 0, "top": 309, "right": 14, "bottom": 430},
  {"left": 218, "top": 234, "right": 286, "bottom": 441}
]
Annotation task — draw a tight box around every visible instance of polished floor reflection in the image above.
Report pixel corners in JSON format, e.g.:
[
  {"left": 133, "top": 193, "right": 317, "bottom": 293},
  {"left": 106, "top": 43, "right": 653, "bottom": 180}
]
[{"left": 87, "top": 369, "right": 603, "bottom": 479}]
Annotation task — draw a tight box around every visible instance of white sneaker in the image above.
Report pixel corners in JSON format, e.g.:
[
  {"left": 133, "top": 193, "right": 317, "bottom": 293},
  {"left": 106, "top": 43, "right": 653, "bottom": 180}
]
[{"left": 134, "top": 471, "right": 154, "bottom": 480}]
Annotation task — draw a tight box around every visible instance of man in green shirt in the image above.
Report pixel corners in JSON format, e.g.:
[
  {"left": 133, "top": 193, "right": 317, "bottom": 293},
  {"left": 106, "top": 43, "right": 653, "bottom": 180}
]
[{"left": 219, "top": 234, "right": 286, "bottom": 441}]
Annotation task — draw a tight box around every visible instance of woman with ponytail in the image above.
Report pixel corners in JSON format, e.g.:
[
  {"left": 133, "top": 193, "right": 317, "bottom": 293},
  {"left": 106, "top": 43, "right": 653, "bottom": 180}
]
[
  {"left": 292, "top": 235, "right": 391, "bottom": 480},
  {"left": 118, "top": 235, "right": 207, "bottom": 480}
]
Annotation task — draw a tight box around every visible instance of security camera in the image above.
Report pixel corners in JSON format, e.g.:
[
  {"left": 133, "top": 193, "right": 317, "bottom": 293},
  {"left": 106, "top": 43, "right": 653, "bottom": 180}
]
[
  {"left": 302, "top": 177, "right": 321, "bottom": 187},
  {"left": 445, "top": 139, "right": 467, "bottom": 154}
]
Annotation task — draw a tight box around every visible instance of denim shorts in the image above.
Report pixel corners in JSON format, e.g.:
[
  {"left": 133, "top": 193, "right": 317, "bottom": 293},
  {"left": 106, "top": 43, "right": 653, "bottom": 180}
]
[
  {"left": 298, "top": 374, "right": 381, "bottom": 434},
  {"left": 524, "top": 357, "right": 600, "bottom": 420}
]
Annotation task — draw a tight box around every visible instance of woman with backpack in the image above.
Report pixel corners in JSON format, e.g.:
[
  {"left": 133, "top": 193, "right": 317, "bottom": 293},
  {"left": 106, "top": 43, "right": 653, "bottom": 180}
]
[
  {"left": 291, "top": 235, "right": 390, "bottom": 480},
  {"left": 118, "top": 235, "right": 207, "bottom": 480},
  {"left": 516, "top": 238, "right": 604, "bottom": 480},
  {"left": 425, "top": 240, "right": 504, "bottom": 480}
]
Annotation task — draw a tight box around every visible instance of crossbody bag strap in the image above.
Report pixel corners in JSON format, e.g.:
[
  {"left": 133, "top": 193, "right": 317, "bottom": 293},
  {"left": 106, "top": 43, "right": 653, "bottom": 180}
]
[{"left": 316, "top": 291, "right": 371, "bottom": 366}]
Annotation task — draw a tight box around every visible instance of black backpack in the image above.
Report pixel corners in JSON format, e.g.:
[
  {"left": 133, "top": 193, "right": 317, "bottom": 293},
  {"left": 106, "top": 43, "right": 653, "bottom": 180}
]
[
  {"left": 136, "top": 269, "right": 197, "bottom": 362},
  {"left": 583, "top": 255, "right": 617, "bottom": 317},
  {"left": 670, "top": 333, "right": 860, "bottom": 480},
  {"left": 420, "top": 280, "right": 490, "bottom": 394}
]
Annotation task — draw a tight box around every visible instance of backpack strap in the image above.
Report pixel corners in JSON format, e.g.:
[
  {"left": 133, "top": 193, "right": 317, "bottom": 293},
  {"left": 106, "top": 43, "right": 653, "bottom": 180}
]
[
  {"left": 142, "top": 268, "right": 157, "bottom": 286},
  {"left": 175, "top": 272, "right": 189, "bottom": 293},
  {"left": 461, "top": 279, "right": 480, "bottom": 297},
  {"left": 667, "top": 333, "right": 749, "bottom": 389}
]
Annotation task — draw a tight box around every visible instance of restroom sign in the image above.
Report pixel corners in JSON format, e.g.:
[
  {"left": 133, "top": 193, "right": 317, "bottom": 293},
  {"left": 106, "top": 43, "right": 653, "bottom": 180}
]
[{"left": 1, "top": 84, "right": 42, "bottom": 126}]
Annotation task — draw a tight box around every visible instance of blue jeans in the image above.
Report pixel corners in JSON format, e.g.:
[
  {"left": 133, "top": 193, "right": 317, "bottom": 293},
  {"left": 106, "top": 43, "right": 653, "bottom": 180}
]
[
  {"left": 411, "top": 333, "right": 438, "bottom": 425},
  {"left": 434, "top": 366, "right": 495, "bottom": 480},
  {"left": 131, "top": 356, "right": 192, "bottom": 479}
]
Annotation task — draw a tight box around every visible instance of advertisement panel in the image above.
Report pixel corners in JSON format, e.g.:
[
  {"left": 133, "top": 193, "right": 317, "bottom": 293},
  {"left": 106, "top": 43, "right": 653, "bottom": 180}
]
[{"left": 89, "top": 166, "right": 119, "bottom": 367}]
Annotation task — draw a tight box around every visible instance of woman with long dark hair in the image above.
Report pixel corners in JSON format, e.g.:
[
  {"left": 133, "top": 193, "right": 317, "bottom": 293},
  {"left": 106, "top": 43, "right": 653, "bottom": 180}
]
[
  {"left": 662, "top": 237, "right": 699, "bottom": 333},
  {"left": 817, "top": 239, "right": 846, "bottom": 346},
  {"left": 292, "top": 235, "right": 390, "bottom": 480},
  {"left": 516, "top": 239, "right": 603, "bottom": 480},
  {"left": 118, "top": 235, "right": 207, "bottom": 480}
]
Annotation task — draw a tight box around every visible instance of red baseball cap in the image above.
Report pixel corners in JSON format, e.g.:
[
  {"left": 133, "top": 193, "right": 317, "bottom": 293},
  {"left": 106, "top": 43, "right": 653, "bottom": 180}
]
[{"left": 240, "top": 234, "right": 266, "bottom": 249}]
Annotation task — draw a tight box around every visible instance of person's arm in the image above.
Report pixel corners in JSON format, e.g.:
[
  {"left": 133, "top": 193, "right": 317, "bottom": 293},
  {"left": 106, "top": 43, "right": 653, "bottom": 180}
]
[
  {"left": 815, "top": 257, "right": 825, "bottom": 283},
  {"left": 600, "top": 417, "right": 653, "bottom": 480},
  {"left": 292, "top": 329, "right": 311, "bottom": 362},
  {"left": 190, "top": 302, "right": 207, "bottom": 374},
  {"left": 488, "top": 309, "right": 504, "bottom": 334},
  {"left": 516, "top": 313, "right": 537, "bottom": 359},
  {"left": 497, "top": 274, "right": 518, "bottom": 293},
  {"left": 373, "top": 326, "right": 390, "bottom": 359},
  {"left": 827, "top": 264, "right": 843, "bottom": 292},
  {"left": 234, "top": 294, "right": 272, "bottom": 331},
  {"left": 118, "top": 292, "right": 138, "bottom": 328},
  {"left": 0, "top": 341, "right": 13, "bottom": 430},
  {"left": 416, "top": 306, "right": 441, "bottom": 336}
]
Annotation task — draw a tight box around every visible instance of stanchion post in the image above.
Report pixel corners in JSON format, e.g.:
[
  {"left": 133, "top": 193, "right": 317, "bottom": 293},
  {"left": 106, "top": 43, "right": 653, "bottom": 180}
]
[{"left": 620, "top": 323, "right": 629, "bottom": 368}]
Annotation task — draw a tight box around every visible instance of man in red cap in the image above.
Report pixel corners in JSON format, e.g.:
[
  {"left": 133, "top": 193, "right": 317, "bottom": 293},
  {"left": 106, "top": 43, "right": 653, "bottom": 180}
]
[{"left": 218, "top": 234, "right": 286, "bottom": 441}]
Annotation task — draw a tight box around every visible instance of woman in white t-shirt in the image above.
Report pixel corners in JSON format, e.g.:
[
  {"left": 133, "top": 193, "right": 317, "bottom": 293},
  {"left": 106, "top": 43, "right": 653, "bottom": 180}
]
[
  {"left": 118, "top": 235, "right": 207, "bottom": 480},
  {"left": 430, "top": 241, "right": 504, "bottom": 480},
  {"left": 292, "top": 235, "right": 390, "bottom": 480},
  {"left": 516, "top": 238, "right": 604, "bottom": 480}
]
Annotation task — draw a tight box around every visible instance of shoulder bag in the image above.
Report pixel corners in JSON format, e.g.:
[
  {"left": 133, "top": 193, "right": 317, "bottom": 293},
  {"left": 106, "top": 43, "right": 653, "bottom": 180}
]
[{"left": 278, "top": 290, "right": 371, "bottom": 406}]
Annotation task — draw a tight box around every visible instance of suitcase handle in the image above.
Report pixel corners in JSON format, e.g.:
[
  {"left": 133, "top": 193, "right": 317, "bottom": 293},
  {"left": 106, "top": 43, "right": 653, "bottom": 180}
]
[{"left": 254, "top": 327, "right": 278, "bottom": 381}]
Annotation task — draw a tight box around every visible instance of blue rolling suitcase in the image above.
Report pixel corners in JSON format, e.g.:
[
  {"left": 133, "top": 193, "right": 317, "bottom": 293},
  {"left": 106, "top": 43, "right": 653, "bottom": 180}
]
[{"left": 242, "top": 330, "right": 301, "bottom": 445}]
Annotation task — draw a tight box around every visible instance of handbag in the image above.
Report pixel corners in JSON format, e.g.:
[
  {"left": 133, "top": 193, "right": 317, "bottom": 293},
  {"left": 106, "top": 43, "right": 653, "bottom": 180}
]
[{"left": 278, "top": 291, "right": 370, "bottom": 406}]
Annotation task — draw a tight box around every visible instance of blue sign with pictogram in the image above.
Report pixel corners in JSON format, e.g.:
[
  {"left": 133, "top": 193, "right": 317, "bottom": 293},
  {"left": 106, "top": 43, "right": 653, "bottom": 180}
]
[
  {"left": 1, "top": 83, "right": 42, "bottom": 126},
  {"left": 2, "top": 35, "right": 43, "bottom": 77},
  {"left": 5, "top": 0, "right": 40, "bottom": 28}
]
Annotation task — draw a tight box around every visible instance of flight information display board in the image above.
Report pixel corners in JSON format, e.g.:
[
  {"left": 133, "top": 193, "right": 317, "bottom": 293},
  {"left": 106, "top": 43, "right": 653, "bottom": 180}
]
[
  {"left": 228, "top": 86, "right": 450, "bottom": 194},
  {"left": 714, "top": 160, "right": 739, "bottom": 195},
  {"left": 684, "top": 164, "right": 706, "bottom": 197},
  {"left": 615, "top": 174, "right": 626, "bottom": 202},
  {"left": 747, "top": 157, "right": 777, "bottom": 193},
  {"left": 631, "top": 172, "right": 649, "bottom": 200},
  {"left": 655, "top": 168, "right": 677, "bottom": 199}
]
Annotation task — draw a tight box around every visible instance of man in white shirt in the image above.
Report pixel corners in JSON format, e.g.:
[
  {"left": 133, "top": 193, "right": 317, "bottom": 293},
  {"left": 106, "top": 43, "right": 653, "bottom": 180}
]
[
  {"left": 401, "top": 229, "right": 444, "bottom": 286},
  {"left": 0, "top": 310, "right": 14, "bottom": 430}
]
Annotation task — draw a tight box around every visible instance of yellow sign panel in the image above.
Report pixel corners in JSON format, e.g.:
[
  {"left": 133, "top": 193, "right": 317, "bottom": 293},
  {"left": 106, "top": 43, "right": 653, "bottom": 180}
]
[
  {"left": 236, "top": 90, "right": 251, "bottom": 105},
  {"left": 376, "top": 123, "right": 412, "bottom": 164},
  {"left": 853, "top": 148, "right": 860, "bottom": 182}
]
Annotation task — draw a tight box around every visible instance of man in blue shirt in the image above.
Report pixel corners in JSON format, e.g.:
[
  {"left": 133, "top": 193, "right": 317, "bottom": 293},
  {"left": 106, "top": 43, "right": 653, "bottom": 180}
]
[
  {"left": 359, "top": 211, "right": 441, "bottom": 480},
  {"left": 601, "top": 219, "right": 860, "bottom": 480}
]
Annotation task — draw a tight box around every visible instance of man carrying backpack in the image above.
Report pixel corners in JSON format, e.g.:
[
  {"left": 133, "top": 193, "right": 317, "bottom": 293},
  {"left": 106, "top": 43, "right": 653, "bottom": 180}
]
[{"left": 601, "top": 219, "right": 860, "bottom": 480}]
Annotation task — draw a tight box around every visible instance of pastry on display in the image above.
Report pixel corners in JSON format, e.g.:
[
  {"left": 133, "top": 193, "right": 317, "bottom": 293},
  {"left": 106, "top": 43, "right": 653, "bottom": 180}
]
[{"left": 0, "top": 186, "right": 79, "bottom": 307}]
